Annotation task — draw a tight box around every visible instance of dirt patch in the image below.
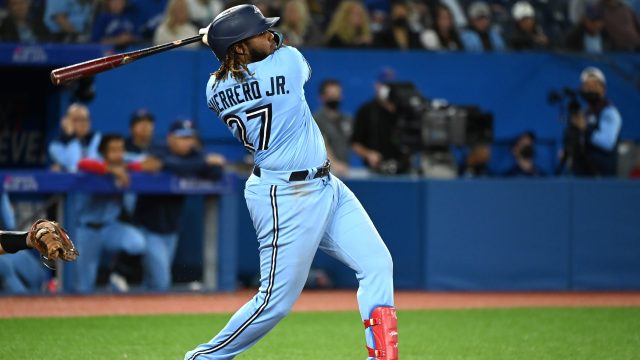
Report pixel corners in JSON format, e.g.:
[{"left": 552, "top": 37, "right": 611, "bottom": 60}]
[{"left": 1, "top": 291, "right": 639, "bottom": 318}]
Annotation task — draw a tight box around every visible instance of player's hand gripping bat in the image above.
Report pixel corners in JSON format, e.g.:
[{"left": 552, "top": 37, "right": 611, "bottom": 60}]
[{"left": 50, "top": 34, "right": 204, "bottom": 86}]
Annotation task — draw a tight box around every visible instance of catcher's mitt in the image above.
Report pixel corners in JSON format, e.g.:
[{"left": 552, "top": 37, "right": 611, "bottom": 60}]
[{"left": 28, "top": 219, "right": 79, "bottom": 269}]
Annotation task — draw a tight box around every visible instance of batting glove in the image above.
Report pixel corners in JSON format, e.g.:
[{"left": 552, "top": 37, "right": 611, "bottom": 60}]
[{"left": 199, "top": 24, "right": 211, "bottom": 46}]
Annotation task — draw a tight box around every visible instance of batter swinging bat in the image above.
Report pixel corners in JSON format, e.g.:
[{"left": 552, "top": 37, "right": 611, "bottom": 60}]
[{"left": 50, "top": 35, "right": 203, "bottom": 86}]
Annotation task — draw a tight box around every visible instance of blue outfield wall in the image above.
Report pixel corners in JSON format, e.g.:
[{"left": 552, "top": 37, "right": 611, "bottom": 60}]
[
  {"left": 228, "top": 178, "right": 640, "bottom": 291},
  {"left": 424, "top": 180, "right": 572, "bottom": 290}
]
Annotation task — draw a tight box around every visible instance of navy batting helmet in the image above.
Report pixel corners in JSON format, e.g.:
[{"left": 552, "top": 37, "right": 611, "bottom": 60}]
[{"left": 206, "top": 5, "right": 279, "bottom": 61}]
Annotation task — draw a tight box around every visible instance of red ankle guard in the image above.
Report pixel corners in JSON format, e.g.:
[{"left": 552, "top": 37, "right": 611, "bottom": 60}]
[{"left": 364, "top": 306, "right": 398, "bottom": 359}]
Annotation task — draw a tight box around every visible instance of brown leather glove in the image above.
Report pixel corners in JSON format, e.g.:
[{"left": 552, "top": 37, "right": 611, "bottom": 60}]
[{"left": 28, "top": 219, "right": 79, "bottom": 268}]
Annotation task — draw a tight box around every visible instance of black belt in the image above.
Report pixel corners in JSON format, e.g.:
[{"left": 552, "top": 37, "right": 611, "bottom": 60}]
[{"left": 253, "top": 161, "right": 331, "bottom": 181}]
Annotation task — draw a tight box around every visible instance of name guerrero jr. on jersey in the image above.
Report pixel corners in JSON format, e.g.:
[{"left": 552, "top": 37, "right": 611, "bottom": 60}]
[{"left": 208, "top": 75, "right": 288, "bottom": 113}]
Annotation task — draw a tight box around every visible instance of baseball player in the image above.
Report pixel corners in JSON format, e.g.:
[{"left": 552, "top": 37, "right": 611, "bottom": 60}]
[{"left": 186, "top": 5, "right": 397, "bottom": 360}]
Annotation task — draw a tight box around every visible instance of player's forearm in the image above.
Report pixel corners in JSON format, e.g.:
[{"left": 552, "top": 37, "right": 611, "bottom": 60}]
[
  {"left": 352, "top": 142, "right": 372, "bottom": 158},
  {"left": 0, "top": 231, "right": 30, "bottom": 255}
]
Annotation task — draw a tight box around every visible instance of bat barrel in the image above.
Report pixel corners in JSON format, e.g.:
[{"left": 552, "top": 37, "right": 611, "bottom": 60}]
[
  {"left": 50, "top": 35, "right": 203, "bottom": 86},
  {"left": 50, "top": 55, "right": 128, "bottom": 86}
]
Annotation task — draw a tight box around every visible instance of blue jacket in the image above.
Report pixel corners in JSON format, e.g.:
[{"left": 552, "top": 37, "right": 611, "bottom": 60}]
[
  {"left": 133, "top": 145, "right": 223, "bottom": 234},
  {"left": 460, "top": 26, "right": 506, "bottom": 52},
  {"left": 1, "top": 193, "right": 16, "bottom": 230},
  {"left": 49, "top": 132, "right": 101, "bottom": 172},
  {"left": 91, "top": 11, "right": 136, "bottom": 42},
  {"left": 572, "top": 102, "right": 622, "bottom": 176}
]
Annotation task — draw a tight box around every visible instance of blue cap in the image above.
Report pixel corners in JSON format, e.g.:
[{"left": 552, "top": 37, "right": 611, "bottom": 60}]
[{"left": 169, "top": 119, "right": 197, "bottom": 137}]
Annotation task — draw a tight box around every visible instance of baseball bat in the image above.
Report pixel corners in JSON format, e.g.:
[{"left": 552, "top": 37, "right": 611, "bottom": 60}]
[{"left": 50, "top": 35, "right": 203, "bottom": 86}]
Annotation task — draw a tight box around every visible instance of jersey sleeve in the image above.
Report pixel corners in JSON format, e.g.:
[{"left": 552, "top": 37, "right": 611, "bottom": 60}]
[
  {"left": 590, "top": 106, "right": 622, "bottom": 151},
  {"left": 278, "top": 46, "right": 311, "bottom": 84}
]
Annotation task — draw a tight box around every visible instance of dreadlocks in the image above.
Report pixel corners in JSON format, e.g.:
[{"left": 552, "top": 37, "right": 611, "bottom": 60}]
[{"left": 212, "top": 44, "right": 253, "bottom": 85}]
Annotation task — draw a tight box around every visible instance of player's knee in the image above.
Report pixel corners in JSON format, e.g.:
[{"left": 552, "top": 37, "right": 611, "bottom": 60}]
[
  {"left": 371, "top": 250, "right": 393, "bottom": 276},
  {"left": 126, "top": 237, "right": 146, "bottom": 255},
  {"left": 268, "top": 302, "right": 293, "bottom": 321},
  {"left": 360, "top": 251, "right": 393, "bottom": 285}
]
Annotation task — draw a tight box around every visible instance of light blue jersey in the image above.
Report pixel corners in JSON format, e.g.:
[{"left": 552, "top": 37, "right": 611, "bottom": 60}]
[
  {"left": 206, "top": 46, "right": 327, "bottom": 171},
  {"left": 189, "top": 42, "right": 394, "bottom": 360}
]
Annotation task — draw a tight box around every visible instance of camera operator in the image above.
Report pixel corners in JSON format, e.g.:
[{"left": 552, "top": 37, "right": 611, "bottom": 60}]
[
  {"left": 565, "top": 67, "right": 622, "bottom": 176},
  {"left": 351, "top": 69, "right": 410, "bottom": 174}
]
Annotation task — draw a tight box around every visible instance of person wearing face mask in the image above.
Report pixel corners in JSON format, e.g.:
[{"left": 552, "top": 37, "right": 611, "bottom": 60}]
[
  {"left": 351, "top": 68, "right": 411, "bottom": 174},
  {"left": 313, "top": 79, "right": 352, "bottom": 176},
  {"left": 504, "top": 131, "right": 545, "bottom": 177},
  {"left": 373, "top": 1, "right": 424, "bottom": 49},
  {"left": 566, "top": 67, "right": 622, "bottom": 176}
]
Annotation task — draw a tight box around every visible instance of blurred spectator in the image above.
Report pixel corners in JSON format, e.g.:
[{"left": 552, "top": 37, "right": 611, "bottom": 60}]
[
  {"left": 504, "top": 131, "right": 545, "bottom": 177},
  {"left": 49, "top": 103, "right": 102, "bottom": 172},
  {"left": 507, "top": 1, "right": 549, "bottom": 50},
  {"left": 122, "top": 109, "right": 156, "bottom": 221},
  {"left": 313, "top": 79, "right": 352, "bottom": 176},
  {"left": 325, "top": 0, "right": 373, "bottom": 48},
  {"left": 566, "top": 67, "right": 622, "bottom": 176},
  {"left": 127, "top": 0, "right": 167, "bottom": 39},
  {"left": 134, "top": 120, "right": 224, "bottom": 291},
  {"left": 438, "top": 0, "right": 468, "bottom": 28},
  {"left": 421, "top": 3, "right": 463, "bottom": 50},
  {"left": 153, "top": 0, "right": 198, "bottom": 48},
  {"left": 458, "top": 143, "right": 492, "bottom": 177},
  {"left": 0, "top": 193, "right": 49, "bottom": 294},
  {"left": 0, "top": 192, "right": 24, "bottom": 294},
  {"left": 569, "top": 0, "right": 601, "bottom": 24},
  {"left": 628, "top": 0, "right": 640, "bottom": 15},
  {"left": 373, "top": 1, "right": 423, "bottom": 49},
  {"left": 125, "top": 109, "right": 155, "bottom": 162},
  {"left": 0, "top": 0, "right": 50, "bottom": 43},
  {"left": 186, "top": 0, "right": 223, "bottom": 28},
  {"left": 460, "top": 1, "right": 506, "bottom": 51},
  {"left": 351, "top": 68, "right": 410, "bottom": 174},
  {"left": 44, "top": 0, "right": 95, "bottom": 42},
  {"left": 74, "top": 134, "right": 146, "bottom": 293},
  {"left": 600, "top": 0, "right": 640, "bottom": 51},
  {"left": 564, "top": 4, "right": 613, "bottom": 53},
  {"left": 91, "top": 0, "right": 137, "bottom": 49},
  {"left": 278, "top": 0, "right": 323, "bottom": 47},
  {"left": 251, "top": 0, "right": 280, "bottom": 18},
  {"left": 0, "top": 193, "right": 15, "bottom": 231}
]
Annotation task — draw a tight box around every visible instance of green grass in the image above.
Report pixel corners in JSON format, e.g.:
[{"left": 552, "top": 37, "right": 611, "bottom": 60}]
[{"left": 1, "top": 308, "right": 639, "bottom": 359}]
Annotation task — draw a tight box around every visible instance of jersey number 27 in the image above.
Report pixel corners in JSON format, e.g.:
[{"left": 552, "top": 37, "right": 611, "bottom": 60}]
[{"left": 223, "top": 103, "right": 272, "bottom": 152}]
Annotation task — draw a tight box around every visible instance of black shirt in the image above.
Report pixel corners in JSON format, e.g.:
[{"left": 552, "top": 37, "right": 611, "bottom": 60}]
[
  {"left": 351, "top": 100, "right": 408, "bottom": 171},
  {"left": 133, "top": 145, "right": 223, "bottom": 234},
  {"left": 373, "top": 27, "right": 423, "bottom": 49}
]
